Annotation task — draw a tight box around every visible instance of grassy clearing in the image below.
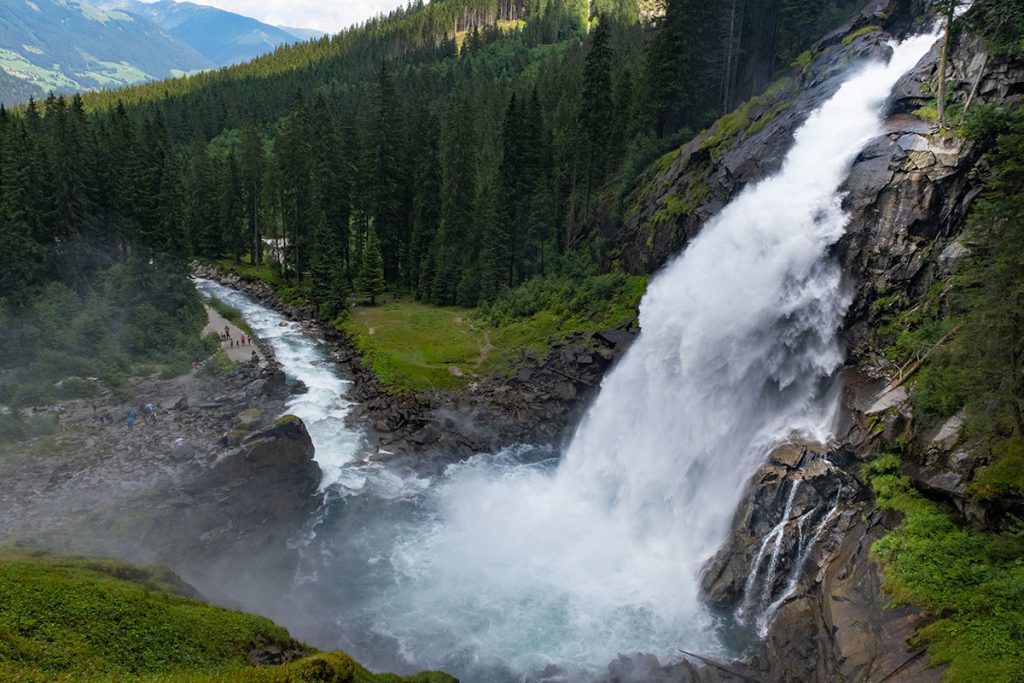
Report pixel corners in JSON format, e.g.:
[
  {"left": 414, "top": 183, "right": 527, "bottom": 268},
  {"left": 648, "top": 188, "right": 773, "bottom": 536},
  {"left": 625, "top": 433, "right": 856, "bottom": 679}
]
[
  {"left": 342, "top": 273, "right": 648, "bottom": 392},
  {"left": 0, "top": 549, "right": 455, "bottom": 683},
  {"left": 864, "top": 456, "right": 1024, "bottom": 682},
  {"left": 342, "top": 301, "right": 487, "bottom": 391}
]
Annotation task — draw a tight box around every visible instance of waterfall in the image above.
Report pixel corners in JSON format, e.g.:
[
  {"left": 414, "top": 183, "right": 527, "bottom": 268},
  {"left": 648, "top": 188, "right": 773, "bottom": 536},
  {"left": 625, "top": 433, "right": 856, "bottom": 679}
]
[
  {"left": 556, "top": 30, "right": 939, "bottom": 565},
  {"left": 194, "top": 29, "right": 941, "bottom": 682},
  {"left": 361, "top": 30, "right": 943, "bottom": 677}
]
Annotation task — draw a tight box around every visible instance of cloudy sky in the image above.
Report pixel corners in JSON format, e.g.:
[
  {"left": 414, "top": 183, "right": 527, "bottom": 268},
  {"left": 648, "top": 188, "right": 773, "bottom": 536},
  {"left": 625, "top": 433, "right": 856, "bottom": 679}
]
[{"left": 146, "top": 0, "right": 408, "bottom": 33}]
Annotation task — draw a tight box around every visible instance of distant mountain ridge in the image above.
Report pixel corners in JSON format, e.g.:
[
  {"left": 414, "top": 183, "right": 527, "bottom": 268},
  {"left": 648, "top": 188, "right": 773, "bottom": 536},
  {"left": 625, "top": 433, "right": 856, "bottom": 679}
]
[
  {"left": 277, "top": 25, "right": 325, "bottom": 41},
  {"left": 0, "top": 0, "right": 212, "bottom": 105},
  {"left": 0, "top": 0, "right": 322, "bottom": 106},
  {"left": 98, "top": 0, "right": 324, "bottom": 66}
]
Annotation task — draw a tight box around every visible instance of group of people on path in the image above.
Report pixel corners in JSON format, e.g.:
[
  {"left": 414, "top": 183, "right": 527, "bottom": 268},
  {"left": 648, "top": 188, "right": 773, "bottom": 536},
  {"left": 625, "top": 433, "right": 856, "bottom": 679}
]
[{"left": 221, "top": 325, "right": 253, "bottom": 349}]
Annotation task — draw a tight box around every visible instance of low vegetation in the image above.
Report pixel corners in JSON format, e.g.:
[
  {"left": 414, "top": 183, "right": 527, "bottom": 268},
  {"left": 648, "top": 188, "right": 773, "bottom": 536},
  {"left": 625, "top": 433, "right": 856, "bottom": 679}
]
[
  {"left": 864, "top": 456, "right": 1024, "bottom": 683},
  {"left": 0, "top": 548, "right": 455, "bottom": 683},
  {"left": 904, "top": 107, "right": 1024, "bottom": 495}
]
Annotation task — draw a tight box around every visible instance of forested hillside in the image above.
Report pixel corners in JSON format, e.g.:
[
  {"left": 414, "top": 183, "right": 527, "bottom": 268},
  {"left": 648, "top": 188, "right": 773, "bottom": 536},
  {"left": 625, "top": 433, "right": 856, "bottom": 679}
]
[{"left": 1, "top": 0, "right": 872, "bottom": 330}]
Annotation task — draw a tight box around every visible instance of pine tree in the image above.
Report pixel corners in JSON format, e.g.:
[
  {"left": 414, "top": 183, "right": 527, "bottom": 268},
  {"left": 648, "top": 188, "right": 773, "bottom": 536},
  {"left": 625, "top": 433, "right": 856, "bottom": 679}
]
[
  {"left": 374, "top": 61, "right": 405, "bottom": 284},
  {"left": 359, "top": 226, "right": 386, "bottom": 305},
  {"left": 310, "top": 209, "right": 348, "bottom": 318},
  {"left": 239, "top": 122, "right": 266, "bottom": 265},
  {"left": 581, "top": 17, "right": 613, "bottom": 218},
  {"left": 275, "top": 91, "right": 313, "bottom": 284},
  {"left": 936, "top": 0, "right": 966, "bottom": 128}
]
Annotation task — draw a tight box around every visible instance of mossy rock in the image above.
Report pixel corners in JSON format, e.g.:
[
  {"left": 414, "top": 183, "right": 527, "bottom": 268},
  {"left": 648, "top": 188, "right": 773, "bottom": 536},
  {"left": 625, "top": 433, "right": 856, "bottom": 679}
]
[{"left": 236, "top": 408, "right": 263, "bottom": 430}]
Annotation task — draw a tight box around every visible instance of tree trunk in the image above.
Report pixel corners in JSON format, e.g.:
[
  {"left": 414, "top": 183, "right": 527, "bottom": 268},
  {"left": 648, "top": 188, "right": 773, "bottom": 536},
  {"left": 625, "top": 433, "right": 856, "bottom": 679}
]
[{"left": 937, "top": 10, "right": 953, "bottom": 128}]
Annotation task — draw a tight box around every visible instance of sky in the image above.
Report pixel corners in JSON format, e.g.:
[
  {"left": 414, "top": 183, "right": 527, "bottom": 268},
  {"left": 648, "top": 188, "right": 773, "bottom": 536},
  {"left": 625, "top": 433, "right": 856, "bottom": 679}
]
[{"left": 142, "top": 0, "right": 407, "bottom": 33}]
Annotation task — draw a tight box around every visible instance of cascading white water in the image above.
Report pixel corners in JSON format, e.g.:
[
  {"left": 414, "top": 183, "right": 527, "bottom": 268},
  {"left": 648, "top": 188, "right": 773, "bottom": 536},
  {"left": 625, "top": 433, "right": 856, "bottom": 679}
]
[{"left": 192, "top": 30, "right": 941, "bottom": 683}]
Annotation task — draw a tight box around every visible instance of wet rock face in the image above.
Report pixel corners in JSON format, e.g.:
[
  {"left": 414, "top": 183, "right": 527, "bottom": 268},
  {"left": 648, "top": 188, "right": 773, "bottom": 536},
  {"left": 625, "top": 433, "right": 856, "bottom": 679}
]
[{"left": 700, "top": 445, "right": 860, "bottom": 621}]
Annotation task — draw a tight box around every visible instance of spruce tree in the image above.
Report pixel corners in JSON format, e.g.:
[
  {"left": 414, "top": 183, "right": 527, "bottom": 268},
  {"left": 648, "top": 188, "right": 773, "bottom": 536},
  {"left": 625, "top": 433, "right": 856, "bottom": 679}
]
[
  {"left": 239, "top": 122, "right": 265, "bottom": 265},
  {"left": 359, "top": 226, "right": 386, "bottom": 305}
]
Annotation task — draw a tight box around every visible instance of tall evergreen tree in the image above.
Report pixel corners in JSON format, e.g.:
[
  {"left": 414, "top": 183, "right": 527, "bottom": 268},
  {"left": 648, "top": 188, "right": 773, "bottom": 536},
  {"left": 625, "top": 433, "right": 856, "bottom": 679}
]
[
  {"left": 359, "top": 226, "right": 386, "bottom": 305},
  {"left": 239, "top": 122, "right": 266, "bottom": 265}
]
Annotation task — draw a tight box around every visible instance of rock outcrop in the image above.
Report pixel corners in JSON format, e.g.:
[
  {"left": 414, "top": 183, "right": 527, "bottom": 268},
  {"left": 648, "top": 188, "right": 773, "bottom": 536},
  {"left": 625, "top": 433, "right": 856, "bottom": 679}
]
[{"left": 0, "top": 361, "right": 321, "bottom": 614}]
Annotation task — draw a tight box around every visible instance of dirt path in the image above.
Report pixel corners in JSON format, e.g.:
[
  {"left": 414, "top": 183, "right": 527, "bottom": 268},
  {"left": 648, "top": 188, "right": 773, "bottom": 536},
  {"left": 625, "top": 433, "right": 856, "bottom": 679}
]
[
  {"left": 202, "top": 305, "right": 263, "bottom": 364},
  {"left": 475, "top": 329, "right": 494, "bottom": 368}
]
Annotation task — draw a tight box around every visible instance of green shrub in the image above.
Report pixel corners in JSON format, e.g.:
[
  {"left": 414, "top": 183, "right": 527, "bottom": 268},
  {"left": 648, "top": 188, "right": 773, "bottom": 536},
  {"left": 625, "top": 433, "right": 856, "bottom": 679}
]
[
  {"left": 866, "top": 456, "right": 1024, "bottom": 682},
  {"left": 0, "top": 258, "right": 210, "bottom": 409}
]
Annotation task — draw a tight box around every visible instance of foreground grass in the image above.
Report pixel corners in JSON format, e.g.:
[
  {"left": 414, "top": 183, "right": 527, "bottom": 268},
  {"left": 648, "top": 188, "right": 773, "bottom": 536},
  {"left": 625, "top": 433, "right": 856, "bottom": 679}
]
[
  {"left": 864, "top": 456, "right": 1024, "bottom": 682},
  {"left": 0, "top": 549, "right": 455, "bottom": 682}
]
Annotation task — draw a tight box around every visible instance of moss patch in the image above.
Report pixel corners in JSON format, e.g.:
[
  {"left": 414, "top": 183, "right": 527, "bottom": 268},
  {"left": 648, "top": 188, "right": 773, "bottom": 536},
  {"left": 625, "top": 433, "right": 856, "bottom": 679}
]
[
  {"left": 699, "top": 77, "right": 794, "bottom": 157},
  {"left": 841, "top": 24, "right": 883, "bottom": 47}
]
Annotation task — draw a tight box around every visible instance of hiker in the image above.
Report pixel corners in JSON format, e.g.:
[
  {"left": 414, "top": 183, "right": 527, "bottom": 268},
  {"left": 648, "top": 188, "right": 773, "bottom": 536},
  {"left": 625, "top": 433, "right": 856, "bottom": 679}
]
[
  {"left": 224, "top": 325, "right": 230, "bottom": 338},
  {"left": 144, "top": 403, "right": 157, "bottom": 423},
  {"left": 250, "top": 350, "right": 259, "bottom": 365},
  {"left": 127, "top": 407, "right": 137, "bottom": 430}
]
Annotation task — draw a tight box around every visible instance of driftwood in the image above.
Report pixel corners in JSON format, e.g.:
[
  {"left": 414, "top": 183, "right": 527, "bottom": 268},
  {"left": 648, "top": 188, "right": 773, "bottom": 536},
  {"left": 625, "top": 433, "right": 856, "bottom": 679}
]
[
  {"left": 961, "top": 53, "right": 989, "bottom": 120},
  {"left": 887, "top": 323, "right": 962, "bottom": 391}
]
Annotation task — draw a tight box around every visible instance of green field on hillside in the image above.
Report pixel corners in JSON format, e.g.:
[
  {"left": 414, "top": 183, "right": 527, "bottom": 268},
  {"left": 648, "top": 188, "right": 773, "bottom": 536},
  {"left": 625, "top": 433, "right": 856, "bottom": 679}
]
[{"left": 0, "top": 549, "right": 454, "bottom": 683}]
